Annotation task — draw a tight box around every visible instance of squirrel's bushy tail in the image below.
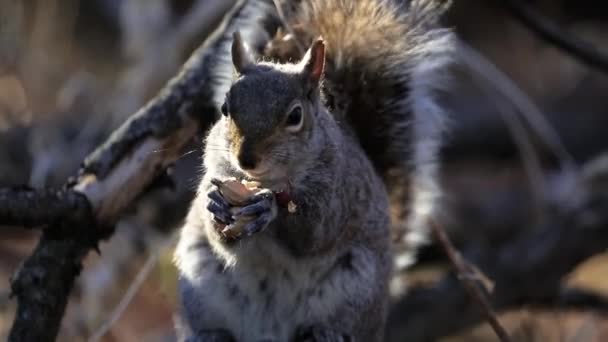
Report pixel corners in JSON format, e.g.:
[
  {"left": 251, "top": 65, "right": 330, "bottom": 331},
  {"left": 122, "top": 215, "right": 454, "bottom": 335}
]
[{"left": 265, "top": 0, "right": 456, "bottom": 274}]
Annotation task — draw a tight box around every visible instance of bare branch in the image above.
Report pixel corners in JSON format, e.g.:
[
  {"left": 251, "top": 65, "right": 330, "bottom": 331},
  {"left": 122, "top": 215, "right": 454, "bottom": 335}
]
[
  {"left": 9, "top": 235, "right": 91, "bottom": 341},
  {"left": 6, "top": 1, "right": 261, "bottom": 340},
  {"left": 430, "top": 219, "right": 512, "bottom": 342},
  {"left": 0, "top": 187, "right": 92, "bottom": 229}
]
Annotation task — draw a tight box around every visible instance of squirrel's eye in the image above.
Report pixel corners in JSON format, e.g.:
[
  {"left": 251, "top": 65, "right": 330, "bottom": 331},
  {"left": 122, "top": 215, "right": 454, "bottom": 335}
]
[
  {"left": 285, "top": 105, "right": 303, "bottom": 132},
  {"left": 220, "top": 102, "right": 228, "bottom": 116}
]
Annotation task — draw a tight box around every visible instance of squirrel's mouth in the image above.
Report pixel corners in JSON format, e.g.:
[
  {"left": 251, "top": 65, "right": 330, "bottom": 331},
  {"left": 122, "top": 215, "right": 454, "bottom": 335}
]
[{"left": 244, "top": 168, "right": 287, "bottom": 187}]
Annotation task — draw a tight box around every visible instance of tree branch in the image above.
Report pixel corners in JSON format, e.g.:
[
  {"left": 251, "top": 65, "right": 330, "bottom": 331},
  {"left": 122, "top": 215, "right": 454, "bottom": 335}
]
[
  {"left": 9, "top": 233, "right": 96, "bottom": 341},
  {"left": 6, "top": 1, "right": 260, "bottom": 340},
  {"left": 0, "top": 188, "right": 91, "bottom": 229}
]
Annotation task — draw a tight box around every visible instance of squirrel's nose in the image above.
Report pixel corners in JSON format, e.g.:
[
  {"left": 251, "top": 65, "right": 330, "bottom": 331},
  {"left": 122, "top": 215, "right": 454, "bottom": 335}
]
[{"left": 237, "top": 152, "right": 258, "bottom": 170}]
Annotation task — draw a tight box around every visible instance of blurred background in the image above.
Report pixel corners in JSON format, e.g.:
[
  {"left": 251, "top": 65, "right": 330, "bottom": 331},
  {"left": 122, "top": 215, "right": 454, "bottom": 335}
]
[{"left": 1, "top": 0, "right": 608, "bottom": 341}]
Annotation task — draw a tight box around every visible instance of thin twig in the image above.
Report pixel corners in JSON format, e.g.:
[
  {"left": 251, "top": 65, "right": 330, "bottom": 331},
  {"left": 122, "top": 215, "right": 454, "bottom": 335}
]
[
  {"left": 429, "top": 218, "right": 512, "bottom": 342},
  {"left": 503, "top": 0, "right": 608, "bottom": 75},
  {"left": 87, "top": 251, "right": 160, "bottom": 342}
]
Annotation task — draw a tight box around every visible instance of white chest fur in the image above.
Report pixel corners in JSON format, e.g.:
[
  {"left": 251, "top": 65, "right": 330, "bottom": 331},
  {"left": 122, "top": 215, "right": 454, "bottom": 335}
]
[{"left": 177, "top": 234, "right": 353, "bottom": 342}]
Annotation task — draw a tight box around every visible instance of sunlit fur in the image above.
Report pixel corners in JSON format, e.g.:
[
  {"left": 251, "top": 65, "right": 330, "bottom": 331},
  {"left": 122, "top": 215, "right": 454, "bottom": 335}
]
[{"left": 176, "top": 0, "right": 458, "bottom": 339}]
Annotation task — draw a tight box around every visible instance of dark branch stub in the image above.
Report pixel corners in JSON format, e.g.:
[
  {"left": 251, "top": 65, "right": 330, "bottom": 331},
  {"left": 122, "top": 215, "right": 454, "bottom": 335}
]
[
  {"left": 0, "top": 188, "right": 92, "bottom": 229},
  {"left": 9, "top": 236, "right": 91, "bottom": 342}
]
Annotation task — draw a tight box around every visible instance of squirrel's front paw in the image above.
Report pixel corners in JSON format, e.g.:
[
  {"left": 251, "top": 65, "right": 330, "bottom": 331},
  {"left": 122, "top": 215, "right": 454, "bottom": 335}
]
[
  {"left": 232, "top": 189, "right": 278, "bottom": 236},
  {"left": 207, "top": 188, "right": 235, "bottom": 227}
]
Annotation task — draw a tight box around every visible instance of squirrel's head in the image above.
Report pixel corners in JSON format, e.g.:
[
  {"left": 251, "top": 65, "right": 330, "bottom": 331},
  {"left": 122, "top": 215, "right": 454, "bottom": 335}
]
[{"left": 219, "top": 31, "right": 326, "bottom": 181}]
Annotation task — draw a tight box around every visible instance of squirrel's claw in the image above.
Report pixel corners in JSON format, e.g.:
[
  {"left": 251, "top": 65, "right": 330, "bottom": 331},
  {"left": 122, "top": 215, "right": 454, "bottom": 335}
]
[
  {"left": 208, "top": 189, "right": 231, "bottom": 208},
  {"left": 242, "top": 212, "right": 274, "bottom": 236},
  {"left": 207, "top": 201, "right": 234, "bottom": 225},
  {"left": 232, "top": 200, "right": 270, "bottom": 217},
  {"left": 207, "top": 189, "right": 235, "bottom": 225},
  {"left": 239, "top": 189, "right": 277, "bottom": 210},
  {"left": 234, "top": 189, "right": 278, "bottom": 236}
]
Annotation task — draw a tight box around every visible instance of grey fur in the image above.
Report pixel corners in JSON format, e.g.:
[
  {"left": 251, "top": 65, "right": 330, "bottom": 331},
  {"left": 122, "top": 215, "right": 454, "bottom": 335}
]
[
  {"left": 176, "top": 0, "right": 458, "bottom": 338},
  {"left": 175, "top": 33, "right": 392, "bottom": 342}
]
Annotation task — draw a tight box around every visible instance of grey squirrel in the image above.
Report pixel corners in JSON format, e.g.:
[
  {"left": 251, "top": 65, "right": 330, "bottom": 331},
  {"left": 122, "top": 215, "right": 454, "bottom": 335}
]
[
  {"left": 175, "top": 32, "right": 392, "bottom": 340},
  {"left": 211, "top": 0, "right": 454, "bottom": 271},
  {"left": 175, "top": 0, "right": 455, "bottom": 340}
]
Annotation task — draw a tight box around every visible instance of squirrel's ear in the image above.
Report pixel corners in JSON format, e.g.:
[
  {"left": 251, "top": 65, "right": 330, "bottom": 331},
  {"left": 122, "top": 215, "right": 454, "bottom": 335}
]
[
  {"left": 301, "top": 38, "right": 325, "bottom": 87},
  {"left": 232, "top": 31, "right": 254, "bottom": 74}
]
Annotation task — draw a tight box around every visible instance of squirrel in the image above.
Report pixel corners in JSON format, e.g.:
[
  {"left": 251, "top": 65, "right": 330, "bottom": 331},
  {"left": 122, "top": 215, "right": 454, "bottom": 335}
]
[
  {"left": 175, "top": 0, "right": 456, "bottom": 340},
  {"left": 175, "top": 31, "right": 392, "bottom": 341}
]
